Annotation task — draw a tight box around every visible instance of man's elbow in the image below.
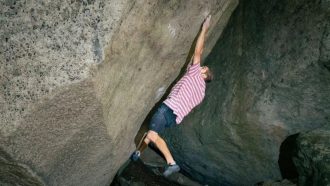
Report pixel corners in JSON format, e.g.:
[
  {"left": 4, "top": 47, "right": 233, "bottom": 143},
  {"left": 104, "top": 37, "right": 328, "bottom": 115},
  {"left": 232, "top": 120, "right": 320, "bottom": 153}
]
[
  {"left": 193, "top": 58, "right": 201, "bottom": 64},
  {"left": 193, "top": 55, "right": 201, "bottom": 64}
]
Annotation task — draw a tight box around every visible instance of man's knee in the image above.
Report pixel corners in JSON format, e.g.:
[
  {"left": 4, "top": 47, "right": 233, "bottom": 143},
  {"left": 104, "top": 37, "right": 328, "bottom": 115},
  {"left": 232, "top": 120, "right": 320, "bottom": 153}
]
[{"left": 146, "top": 130, "right": 158, "bottom": 143}]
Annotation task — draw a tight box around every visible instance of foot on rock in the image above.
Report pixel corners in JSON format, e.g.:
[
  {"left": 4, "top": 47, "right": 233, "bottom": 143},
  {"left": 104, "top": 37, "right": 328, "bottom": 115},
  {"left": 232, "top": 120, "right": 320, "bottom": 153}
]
[
  {"left": 163, "top": 164, "right": 180, "bottom": 177},
  {"left": 130, "top": 150, "right": 141, "bottom": 161}
]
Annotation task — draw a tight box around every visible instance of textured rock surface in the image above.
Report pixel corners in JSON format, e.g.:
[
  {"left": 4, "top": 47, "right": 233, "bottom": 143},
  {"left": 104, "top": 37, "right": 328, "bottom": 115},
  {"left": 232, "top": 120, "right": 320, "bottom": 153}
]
[
  {"left": 0, "top": 0, "right": 238, "bottom": 185},
  {"left": 0, "top": 147, "right": 44, "bottom": 186},
  {"left": 162, "top": 0, "right": 330, "bottom": 185},
  {"left": 293, "top": 129, "right": 330, "bottom": 186}
]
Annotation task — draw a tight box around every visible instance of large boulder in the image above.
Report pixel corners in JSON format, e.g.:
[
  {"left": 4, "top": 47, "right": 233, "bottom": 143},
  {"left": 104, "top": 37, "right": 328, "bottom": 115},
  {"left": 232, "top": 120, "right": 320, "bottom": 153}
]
[
  {"left": 293, "top": 129, "right": 330, "bottom": 186},
  {"left": 0, "top": 0, "right": 238, "bottom": 185},
  {"left": 163, "top": 0, "right": 330, "bottom": 185}
]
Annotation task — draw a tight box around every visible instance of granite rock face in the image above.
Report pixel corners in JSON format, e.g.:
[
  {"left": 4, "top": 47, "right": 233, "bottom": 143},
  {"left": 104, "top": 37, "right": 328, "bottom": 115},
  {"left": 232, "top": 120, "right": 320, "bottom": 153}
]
[
  {"left": 0, "top": 0, "right": 238, "bottom": 185},
  {"left": 293, "top": 129, "right": 330, "bottom": 186},
  {"left": 162, "top": 0, "right": 330, "bottom": 185},
  {"left": 0, "top": 147, "right": 44, "bottom": 186}
]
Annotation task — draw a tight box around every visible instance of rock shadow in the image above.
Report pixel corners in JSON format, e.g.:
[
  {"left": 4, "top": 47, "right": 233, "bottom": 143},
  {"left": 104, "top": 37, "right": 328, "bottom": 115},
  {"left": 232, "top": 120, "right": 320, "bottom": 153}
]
[{"left": 278, "top": 133, "right": 299, "bottom": 182}]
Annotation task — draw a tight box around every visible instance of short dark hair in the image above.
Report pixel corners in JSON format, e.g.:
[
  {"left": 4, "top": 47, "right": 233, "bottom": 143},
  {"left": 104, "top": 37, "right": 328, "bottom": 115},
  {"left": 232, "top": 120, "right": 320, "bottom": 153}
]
[{"left": 205, "top": 68, "right": 213, "bottom": 83}]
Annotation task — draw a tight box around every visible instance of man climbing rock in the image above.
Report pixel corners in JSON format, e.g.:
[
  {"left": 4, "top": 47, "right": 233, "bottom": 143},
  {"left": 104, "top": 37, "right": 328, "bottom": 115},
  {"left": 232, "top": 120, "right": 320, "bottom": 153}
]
[{"left": 132, "top": 15, "right": 213, "bottom": 177}]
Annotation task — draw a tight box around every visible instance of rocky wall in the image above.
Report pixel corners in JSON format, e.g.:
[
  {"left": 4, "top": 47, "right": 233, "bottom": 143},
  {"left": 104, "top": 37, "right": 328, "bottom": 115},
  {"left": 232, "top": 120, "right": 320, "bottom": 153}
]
[
  {"left": 163, "top": 0, "right": 330, "bottom": 185},
  {"left": 0, "top": 0, "right": 238, "bottom": 185}
]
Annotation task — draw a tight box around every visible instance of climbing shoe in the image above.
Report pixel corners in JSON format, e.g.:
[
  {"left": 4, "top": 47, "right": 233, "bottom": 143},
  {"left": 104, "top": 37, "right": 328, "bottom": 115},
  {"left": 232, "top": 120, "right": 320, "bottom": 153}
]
[
  {"left": 130, "top": 150, "right": 140, "bottom": 161},
  {"left": 163, "top": 164, "right": 180, "bottom": 177}
]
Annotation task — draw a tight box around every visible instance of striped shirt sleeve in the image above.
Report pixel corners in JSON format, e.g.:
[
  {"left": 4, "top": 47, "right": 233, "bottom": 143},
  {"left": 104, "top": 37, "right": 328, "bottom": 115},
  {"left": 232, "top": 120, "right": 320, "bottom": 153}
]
[{"left": 187, "top": 63, "right": 200, "bottom": 76}]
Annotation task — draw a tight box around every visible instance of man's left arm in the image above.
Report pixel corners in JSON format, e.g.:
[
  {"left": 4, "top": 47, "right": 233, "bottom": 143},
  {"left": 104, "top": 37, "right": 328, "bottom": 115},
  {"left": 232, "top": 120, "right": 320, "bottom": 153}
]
[{"left": 192, "top": 15, "right": 211, "bottom": 65}]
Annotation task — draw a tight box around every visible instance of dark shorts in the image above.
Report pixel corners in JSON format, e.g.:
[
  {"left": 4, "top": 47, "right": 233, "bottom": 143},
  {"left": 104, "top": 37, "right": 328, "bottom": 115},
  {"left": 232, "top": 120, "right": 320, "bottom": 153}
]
[{"left": 149, "top": 103, "right": 177, "bottom": 133}]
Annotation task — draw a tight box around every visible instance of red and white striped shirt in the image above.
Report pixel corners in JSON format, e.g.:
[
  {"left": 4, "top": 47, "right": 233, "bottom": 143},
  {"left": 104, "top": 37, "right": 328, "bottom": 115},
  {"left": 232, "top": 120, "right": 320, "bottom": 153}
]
[{"left": 164, "top": 63, "right": 206, "bottom": 124}]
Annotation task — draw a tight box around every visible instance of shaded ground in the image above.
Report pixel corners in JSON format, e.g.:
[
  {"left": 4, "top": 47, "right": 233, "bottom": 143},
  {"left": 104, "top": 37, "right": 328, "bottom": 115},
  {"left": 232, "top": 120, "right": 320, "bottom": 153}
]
[{"left": 110, "top": 159, "right": 182, "bottom": 186}]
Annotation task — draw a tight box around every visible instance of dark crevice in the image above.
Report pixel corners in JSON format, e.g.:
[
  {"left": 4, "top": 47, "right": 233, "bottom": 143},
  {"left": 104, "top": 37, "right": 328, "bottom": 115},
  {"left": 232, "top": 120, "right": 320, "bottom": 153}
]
[
  {"left": 324, "top": 62, "right": 330, "bottom": 72},
  {"left": 278, "top": 133, "right": 299, "bottom": 182}
]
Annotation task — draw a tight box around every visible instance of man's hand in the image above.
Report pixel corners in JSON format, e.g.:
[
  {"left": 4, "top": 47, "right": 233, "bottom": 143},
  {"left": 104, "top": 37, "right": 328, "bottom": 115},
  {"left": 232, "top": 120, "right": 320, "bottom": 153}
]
[{"left": 202, "top": 15, "right": 211, "bottom": 31}]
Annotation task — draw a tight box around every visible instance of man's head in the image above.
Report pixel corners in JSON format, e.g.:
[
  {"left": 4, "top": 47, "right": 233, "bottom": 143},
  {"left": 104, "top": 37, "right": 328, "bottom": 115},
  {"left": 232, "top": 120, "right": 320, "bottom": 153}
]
[{"left": 201, "top": 66, "right": 213, "bottom": 83}]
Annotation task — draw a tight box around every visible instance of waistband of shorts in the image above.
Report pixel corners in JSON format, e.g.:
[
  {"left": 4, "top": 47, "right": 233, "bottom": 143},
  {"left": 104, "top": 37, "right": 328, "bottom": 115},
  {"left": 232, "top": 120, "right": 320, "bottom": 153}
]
[{"left": 161, "top": 103, "right": 173, "bottom": 112}]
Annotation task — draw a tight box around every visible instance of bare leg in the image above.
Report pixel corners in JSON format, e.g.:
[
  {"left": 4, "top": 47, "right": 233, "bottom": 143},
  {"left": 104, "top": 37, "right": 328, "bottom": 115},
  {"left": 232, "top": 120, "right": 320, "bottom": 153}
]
[
  {"left": 146, "top": 130, "right": 175, "bottom": 164},
  {"left": 135, "top": 131, "right": 156, "bottom": 153},
  {"left": 135, "top": 132, "right": 149, "bottom": 153},
  {"left": 136, "top": 141, "right": 148, "bottom": 152},
  {"left": 131, "top": 133, "right": 149, "bottom": 161},
  {"left": 134, "top": 130, "right": 176, "bottom": 165},
  {"left": 154, "top": 135, "right": 175, "bottom": 164}
]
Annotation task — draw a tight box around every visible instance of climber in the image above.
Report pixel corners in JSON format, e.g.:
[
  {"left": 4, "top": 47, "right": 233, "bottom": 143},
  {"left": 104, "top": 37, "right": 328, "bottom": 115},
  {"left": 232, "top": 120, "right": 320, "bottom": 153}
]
[{"left": 131, "top": 15, "right": 213, "bottom": 177}]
